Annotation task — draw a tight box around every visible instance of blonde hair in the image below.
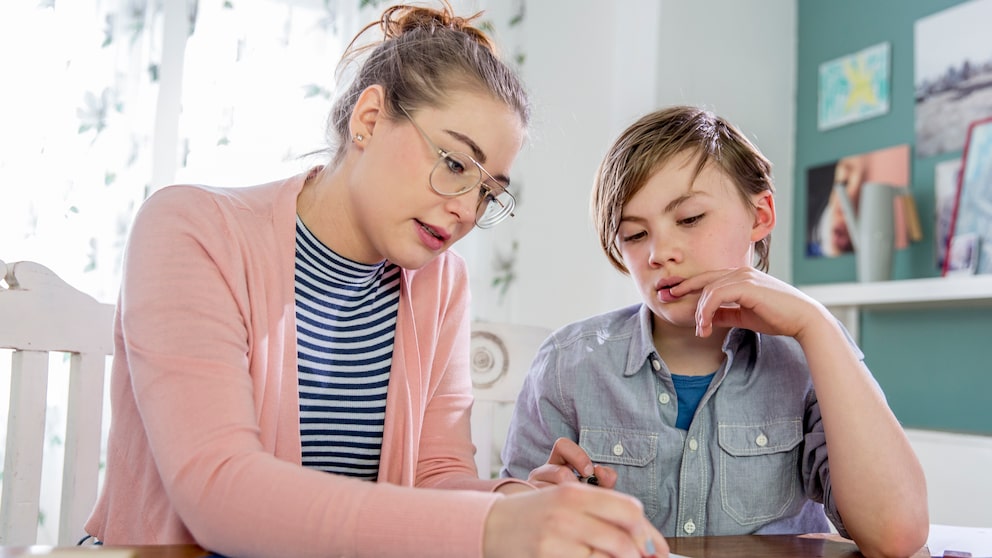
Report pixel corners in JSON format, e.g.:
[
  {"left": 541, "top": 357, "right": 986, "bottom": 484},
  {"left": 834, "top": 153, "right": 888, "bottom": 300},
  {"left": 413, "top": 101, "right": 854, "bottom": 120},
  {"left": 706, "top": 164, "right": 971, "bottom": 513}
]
[
  {"left": 591, "top": 105, "right": 774, "bottom": 273},
  {"left": 326, "top": 1, "right": 530, "bottom": 164}
]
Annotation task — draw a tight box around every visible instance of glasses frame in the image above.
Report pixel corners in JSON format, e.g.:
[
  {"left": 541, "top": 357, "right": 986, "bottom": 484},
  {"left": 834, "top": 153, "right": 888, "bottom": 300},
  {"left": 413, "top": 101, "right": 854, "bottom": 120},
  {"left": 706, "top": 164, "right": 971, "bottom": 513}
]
[{"left": 397, "top": 105, "right": 515, "bottom": 228}]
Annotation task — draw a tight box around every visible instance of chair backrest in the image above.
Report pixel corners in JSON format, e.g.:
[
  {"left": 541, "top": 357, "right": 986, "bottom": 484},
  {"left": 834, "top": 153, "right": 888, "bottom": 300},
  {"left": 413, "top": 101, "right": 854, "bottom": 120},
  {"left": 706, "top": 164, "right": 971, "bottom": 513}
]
[
  {"left": 0, "top": 259, "right": 115, "bottom": 545},
  {"left": 469, "top": 320, "right": 551, "bottom": 479}
]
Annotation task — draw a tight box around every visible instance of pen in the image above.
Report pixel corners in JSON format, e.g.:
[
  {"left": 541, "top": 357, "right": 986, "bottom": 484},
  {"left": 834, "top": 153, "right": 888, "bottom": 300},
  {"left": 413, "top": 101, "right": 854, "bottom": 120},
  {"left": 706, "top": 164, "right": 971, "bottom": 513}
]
[{"left": 576, "top": 472, "right": 599, "bottom": 486}]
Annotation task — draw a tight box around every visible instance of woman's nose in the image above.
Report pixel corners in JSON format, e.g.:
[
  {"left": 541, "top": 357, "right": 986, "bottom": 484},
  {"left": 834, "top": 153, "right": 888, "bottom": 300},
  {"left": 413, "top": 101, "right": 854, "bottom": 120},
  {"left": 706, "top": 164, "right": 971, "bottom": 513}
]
[{"left": 444, "top": 188, "right": 478, "bottom": 226}]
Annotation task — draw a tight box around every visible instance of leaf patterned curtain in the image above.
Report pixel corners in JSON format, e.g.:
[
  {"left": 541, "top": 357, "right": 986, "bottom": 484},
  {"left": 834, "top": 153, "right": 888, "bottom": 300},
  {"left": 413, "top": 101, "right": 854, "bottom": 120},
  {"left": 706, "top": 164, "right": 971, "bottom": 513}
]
[
  {"left": 0, "top": 0, "right": 353, "bottom": 544},
  {"left": 0, "top": 0, "right": 164, "bottom": 304}
]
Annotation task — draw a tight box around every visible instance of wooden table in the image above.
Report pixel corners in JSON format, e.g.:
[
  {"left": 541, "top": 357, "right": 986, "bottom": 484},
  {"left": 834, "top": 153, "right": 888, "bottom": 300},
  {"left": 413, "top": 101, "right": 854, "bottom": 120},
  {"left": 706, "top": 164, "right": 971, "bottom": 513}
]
[
  {"left": 0, "top": 545, "right": 211, "bottom": 557},
  {"left": 668, "top": 533, "right": 930, "bottom": 557},
  {"left": 0, "top": 536, "right": 931, "bottom": 557}
]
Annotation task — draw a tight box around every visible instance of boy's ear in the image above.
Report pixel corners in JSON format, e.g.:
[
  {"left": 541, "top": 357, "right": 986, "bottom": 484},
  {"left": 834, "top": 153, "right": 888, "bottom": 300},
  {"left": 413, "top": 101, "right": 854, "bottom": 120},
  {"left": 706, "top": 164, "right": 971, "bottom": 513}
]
[
  {"left": 349, "top": 84, "right": 386, "bottom": 143},
  {"left": 751, "top": 191, "right": 776, "bottom": 242}
]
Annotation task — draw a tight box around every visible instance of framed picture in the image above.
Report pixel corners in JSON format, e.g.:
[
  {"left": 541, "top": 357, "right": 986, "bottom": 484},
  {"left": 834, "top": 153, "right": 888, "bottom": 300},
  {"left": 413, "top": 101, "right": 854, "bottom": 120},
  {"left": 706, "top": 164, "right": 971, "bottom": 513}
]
[
  {"left": 946, "top": 232, "right": 980, "bottom": 276},
  {"left": 914, "top": 0, "right": 992, "bottom": 157},
  {"left": 805, "top": 144, "right": 910, "bottom": 259},
  {"left": 944, "top": 115, "right": 992, "bottom": 276},
  {"left": 934, "top": 159, "right": 962, "bottom": 271}
]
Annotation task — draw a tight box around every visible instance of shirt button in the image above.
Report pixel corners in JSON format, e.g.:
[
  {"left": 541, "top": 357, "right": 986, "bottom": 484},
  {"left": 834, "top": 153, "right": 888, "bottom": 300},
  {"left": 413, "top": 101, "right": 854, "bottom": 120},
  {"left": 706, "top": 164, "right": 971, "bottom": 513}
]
[
  {"left": 756, "top": 434, "right": 768, "bottom": 447},
  {"left": 651, "top": 359, "right": 661, "bottom": 371},
  {"left": 658, "top": 392, "right": 671, "bottom": 405},
  {"left": 688, "top": 438, "right": 698, "bottom": 451},
  {"left": 613, "top": 442, "right": 624, "bottom": 456},
  {"left": 683, "top": 520, "right": 696, "bottom": 534}
]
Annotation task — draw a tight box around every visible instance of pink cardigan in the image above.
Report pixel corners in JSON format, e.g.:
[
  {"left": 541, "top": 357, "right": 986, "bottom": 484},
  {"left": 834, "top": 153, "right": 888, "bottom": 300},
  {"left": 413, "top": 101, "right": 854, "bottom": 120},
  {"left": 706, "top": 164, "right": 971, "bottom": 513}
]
[{"left": 86, "top": 171, "right": 517, "bottom": 557}]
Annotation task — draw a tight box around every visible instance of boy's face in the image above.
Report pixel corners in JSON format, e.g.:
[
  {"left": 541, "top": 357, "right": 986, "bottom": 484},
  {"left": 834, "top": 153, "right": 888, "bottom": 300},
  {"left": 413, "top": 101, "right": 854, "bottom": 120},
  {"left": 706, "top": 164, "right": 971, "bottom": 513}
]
[{"left": 615, "top": 150, "right": 771, "bottom": 330}]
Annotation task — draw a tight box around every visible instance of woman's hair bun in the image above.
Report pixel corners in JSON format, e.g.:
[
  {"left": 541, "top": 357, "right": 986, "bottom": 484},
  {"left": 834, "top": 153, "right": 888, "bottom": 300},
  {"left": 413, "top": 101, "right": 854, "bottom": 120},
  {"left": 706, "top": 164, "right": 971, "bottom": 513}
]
[{"left": 378, "top": 1, "right": 496, "bottom": 53}]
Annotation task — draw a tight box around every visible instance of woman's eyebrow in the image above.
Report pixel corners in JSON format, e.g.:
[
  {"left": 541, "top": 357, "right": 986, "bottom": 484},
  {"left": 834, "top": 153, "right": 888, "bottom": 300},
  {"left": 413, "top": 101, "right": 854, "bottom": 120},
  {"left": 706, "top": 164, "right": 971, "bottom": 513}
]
[
  {"left": 443, "top": 128, "right": 511, "bottom": 186},
  {"left": 443, "top": 129, "right": 486, "bottom": 163}
]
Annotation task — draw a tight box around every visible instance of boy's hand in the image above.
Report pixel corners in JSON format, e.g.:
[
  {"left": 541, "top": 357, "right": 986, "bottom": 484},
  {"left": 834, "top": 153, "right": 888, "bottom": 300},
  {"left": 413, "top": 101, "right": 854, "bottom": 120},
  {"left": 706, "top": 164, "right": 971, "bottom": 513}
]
[{"left": 527, "top": 437, "right": 619, "bottom": 489}]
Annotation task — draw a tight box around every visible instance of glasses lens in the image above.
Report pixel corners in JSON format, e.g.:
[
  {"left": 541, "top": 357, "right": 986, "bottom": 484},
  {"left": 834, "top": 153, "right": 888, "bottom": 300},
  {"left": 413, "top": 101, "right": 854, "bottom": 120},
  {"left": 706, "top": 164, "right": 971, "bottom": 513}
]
[
  {"left": 476, "top": 188, "right": 516, "bottom": 228},
  {"left": 430, "top": 152, "right": 482, "bottom": 195}
]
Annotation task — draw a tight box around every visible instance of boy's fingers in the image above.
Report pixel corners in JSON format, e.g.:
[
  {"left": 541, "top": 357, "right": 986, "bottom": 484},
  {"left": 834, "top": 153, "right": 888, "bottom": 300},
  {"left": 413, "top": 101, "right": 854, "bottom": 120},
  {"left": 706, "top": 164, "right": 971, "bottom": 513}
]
[
  {"left": 550, "top": 437, "right": 595, "bottom": 476},
  {"left": 591, "top": 464, "right": 618, "bottom": 489}
]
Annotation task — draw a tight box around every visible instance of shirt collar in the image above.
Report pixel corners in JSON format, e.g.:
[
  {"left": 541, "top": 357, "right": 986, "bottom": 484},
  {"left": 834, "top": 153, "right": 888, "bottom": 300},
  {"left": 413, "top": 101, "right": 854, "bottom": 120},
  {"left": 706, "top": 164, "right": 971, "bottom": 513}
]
[{"left": 622, "top": 303, "right": 761, "bottom": 377}]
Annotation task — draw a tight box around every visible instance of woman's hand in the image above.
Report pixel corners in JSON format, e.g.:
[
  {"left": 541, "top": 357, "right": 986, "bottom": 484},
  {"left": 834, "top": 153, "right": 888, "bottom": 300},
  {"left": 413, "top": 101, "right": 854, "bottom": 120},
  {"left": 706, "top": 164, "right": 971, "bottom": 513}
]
[
  {"left": 484, "top": 483, "right": 668, "bottom": 558},
  {"left": 669, "top": 267, "right": 831, "bottom": 343},
  {"left": 526, "top": 438, "right": 618, "bottom": 489}
]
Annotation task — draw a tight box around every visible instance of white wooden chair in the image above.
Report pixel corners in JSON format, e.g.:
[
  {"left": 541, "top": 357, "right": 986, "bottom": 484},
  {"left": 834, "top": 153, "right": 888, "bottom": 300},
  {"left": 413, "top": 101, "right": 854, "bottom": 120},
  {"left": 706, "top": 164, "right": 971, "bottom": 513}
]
[
  {"left": 0, "top": 259, "right": 115, "bottom": 545},
  {"left": 469, "top": 321, "right": 550, "bottom": 479}
]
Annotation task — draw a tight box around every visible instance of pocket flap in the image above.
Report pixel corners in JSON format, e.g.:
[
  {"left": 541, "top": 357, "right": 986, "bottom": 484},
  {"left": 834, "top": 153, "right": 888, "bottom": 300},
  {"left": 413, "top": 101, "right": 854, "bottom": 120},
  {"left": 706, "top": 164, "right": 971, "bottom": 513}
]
[
  {"left": 718, "top": 419, "right": 802, "bottom": 456},
  {"left": 579, "top": 427, "right": 657, "bottom": 467}
]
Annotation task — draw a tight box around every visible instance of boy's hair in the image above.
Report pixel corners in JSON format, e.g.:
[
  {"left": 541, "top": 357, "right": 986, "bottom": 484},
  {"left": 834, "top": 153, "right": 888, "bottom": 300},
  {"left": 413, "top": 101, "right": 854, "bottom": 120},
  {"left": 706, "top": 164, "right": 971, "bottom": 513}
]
[
  {"left": 591, "top": 105, "right": 775, "bottom": 273},
  {"left": 326, "top": 1, "right": 530, "bottom": 165}
]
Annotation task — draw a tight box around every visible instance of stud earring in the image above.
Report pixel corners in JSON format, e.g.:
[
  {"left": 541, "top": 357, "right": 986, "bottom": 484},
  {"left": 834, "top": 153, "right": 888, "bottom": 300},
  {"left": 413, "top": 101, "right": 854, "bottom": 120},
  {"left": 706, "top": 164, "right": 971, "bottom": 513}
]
[{"left": 353, "top": 134, "right": 364, "bottom": 142}]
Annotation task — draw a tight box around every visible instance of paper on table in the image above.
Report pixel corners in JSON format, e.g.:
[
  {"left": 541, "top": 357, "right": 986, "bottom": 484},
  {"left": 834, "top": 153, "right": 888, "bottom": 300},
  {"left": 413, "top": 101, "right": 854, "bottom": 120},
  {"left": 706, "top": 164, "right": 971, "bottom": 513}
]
[{"left": 927, "top": 524, "right": 992, "bottom": 557}]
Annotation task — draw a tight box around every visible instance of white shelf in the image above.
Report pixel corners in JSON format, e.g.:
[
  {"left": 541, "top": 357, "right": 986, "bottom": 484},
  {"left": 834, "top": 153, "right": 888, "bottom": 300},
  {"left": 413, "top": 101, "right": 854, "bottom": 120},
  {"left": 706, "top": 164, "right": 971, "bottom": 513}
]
[{"left": 799, "top": 275, "right": 992, "bottom": 309}]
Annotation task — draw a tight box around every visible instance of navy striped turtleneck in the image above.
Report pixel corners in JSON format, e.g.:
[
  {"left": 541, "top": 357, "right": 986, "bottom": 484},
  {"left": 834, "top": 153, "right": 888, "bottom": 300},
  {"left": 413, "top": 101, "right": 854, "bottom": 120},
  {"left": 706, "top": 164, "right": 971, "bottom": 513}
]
[{"left": 293, "top": 216, "right": 401, "bottom": 480}]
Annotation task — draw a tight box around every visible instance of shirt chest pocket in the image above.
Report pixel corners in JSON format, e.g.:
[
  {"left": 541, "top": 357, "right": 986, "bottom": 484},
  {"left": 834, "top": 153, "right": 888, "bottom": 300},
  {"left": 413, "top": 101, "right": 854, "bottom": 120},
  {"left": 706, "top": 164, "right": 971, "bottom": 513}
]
[
  {"left": 580, "top": 428, "right": 660, "bottom": 520},
  {"left": 717, "top": 419, "right": 803, "bottom": 526}
]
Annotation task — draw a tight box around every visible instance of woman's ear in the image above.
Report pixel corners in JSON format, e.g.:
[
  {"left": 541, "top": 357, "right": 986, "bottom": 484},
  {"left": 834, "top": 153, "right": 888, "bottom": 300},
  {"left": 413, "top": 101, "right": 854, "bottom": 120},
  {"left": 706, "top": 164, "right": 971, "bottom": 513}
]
[
  {"left": 751, "top": 191, "right": 776, "bottom": 242},
  {"left": 349, "top": 85, "right": 386, "bottom": 144}
]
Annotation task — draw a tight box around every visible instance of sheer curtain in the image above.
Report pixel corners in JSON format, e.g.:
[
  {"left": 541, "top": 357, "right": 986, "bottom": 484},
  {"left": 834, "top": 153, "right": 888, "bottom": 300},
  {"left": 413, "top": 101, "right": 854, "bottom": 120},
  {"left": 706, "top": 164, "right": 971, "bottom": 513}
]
[{"left": 0, "top": 0, "right": 360, "bottom": 543}]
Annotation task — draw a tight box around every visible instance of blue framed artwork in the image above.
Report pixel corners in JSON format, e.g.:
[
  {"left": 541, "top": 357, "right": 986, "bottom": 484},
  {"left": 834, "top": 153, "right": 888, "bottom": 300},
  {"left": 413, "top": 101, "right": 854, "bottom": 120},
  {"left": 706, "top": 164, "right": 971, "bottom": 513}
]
[
  {"left": 818, "top": 42, "right": 890, "bottom": 131},
  {"left": 945, "top": 116, "right": 992, "bottom": 276}
]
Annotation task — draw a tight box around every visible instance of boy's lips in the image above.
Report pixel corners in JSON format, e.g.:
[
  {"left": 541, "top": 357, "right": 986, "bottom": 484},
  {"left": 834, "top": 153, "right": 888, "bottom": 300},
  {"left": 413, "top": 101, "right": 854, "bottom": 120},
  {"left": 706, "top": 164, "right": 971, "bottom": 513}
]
[
  {"left": 655, "top": 276, "right": 685, "bottom": 303},
  {"left": 655, "top": 276, "right": 685, "bottom": 291}
]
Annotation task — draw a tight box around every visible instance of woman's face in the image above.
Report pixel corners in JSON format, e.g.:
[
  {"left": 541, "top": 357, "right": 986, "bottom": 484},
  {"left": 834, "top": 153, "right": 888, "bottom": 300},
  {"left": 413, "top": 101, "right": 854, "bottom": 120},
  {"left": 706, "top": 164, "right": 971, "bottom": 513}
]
[{"left": 349, "top": 91, "right": 524, "bottom": 269}]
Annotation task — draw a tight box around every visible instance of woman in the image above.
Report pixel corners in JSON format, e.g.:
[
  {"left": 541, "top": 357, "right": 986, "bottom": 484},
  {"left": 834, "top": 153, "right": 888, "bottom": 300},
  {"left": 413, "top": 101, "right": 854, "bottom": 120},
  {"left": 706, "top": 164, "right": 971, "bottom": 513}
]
[{"left": 84, "top": 3, "right": 666, "bottom": 558}]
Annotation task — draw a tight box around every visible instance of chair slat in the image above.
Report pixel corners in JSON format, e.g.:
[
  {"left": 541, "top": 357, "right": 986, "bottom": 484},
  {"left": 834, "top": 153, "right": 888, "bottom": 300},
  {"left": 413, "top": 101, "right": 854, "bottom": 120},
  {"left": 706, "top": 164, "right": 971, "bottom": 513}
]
[
  {"left": 59, "top": 352, "right": 106, "bottom": 545},
  {"left": 0, "top": 350, "right": 50, "bottom": 545}
]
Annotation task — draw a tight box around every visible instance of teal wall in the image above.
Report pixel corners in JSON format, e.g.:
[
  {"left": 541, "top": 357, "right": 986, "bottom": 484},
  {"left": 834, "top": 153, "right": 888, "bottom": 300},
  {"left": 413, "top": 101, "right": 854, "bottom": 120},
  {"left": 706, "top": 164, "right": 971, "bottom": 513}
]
[{"left": 795, "top": 0, "right": 992, "bottom": 434}]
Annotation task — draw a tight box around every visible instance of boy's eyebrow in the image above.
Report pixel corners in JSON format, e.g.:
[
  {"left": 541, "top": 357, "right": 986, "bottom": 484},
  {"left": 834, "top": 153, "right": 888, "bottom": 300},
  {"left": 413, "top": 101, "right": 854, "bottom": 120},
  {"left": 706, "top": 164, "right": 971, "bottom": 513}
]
[
  {"left": 664, "top": 192, "right": 694, "bottom": 213},
  {"left": 619, "top": 192, "right": 695, "bottom": 223}
]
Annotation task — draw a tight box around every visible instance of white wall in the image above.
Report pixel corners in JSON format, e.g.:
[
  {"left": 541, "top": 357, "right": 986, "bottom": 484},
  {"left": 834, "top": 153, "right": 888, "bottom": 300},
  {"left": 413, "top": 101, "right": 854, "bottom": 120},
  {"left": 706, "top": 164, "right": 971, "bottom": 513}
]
[
  {"left": 462, "top": 0, "right": 797, "bottom": 331},
  {"left": 907, "top": 428, "right": 992, "bottom": 528},
  {"left": 654, "top": 0, "right": 796, "bottom": 283}
]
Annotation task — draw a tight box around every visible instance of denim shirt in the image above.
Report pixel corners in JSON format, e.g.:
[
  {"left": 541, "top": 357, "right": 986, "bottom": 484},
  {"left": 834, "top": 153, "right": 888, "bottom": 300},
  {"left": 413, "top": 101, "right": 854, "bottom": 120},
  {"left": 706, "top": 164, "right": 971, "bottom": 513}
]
[{"left": 501, "top": 303, "right": 862, "bottom": 538}]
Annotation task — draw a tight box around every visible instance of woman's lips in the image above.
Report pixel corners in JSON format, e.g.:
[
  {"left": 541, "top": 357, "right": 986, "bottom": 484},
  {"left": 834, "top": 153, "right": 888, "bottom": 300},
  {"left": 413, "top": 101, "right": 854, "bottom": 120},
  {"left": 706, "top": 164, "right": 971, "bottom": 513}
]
[{"left": 415, "top": 220, "right": 447, "bottom": 251}]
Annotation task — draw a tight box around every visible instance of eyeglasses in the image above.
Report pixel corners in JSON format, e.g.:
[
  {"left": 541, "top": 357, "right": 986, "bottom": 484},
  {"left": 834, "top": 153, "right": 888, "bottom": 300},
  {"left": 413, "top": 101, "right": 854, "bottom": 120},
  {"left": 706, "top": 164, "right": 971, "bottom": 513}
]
[{"left": 398, "top": 105, "right": 516, "bottom": 228}]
